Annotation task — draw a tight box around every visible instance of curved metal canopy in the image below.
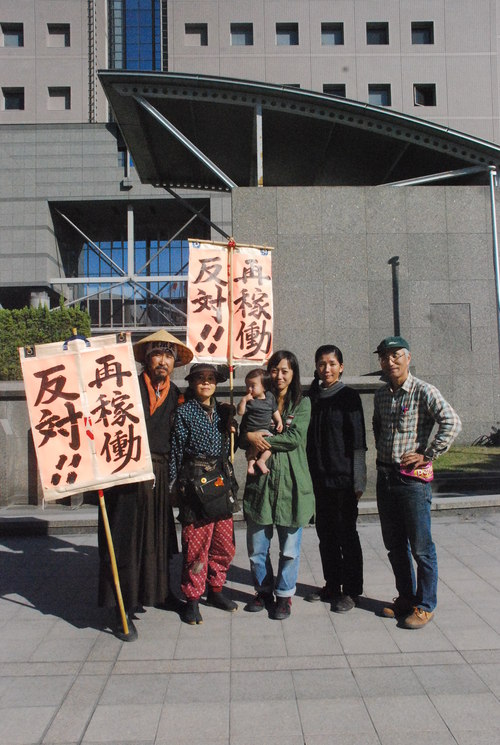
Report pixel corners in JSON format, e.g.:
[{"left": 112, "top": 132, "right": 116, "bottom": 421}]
[{"left": 98, "top": 71, "right": 500, "bottom": 191}]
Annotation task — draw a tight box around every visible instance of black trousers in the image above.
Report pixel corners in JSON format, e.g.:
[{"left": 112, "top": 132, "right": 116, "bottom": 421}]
[{"left": 313, "top": 484, "right": 363, "bottom": 597}]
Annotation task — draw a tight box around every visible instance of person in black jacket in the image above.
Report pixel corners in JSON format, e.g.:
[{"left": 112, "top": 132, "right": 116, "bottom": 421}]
[
  {"left": 306, "top": 344, "right": 367, "bottom": 613},
  {"left": 98, "top": 330, "right": 193, "bottom": 640}
]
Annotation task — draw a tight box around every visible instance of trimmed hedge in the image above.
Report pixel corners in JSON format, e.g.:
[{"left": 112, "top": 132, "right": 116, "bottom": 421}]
[{"left": 0, "top": 302, "right": 92, "bottom": 380}]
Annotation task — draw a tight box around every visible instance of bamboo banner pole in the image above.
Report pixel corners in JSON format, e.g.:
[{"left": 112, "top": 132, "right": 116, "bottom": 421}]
[
  {"left": 98, "top": 488, "right": 130, "bottom": 638},
  {"left": 188, "top": 238, "right": 274, "bottom": 251},
  {"left": 227, "top": 237, "right": 236, "bottom": 461}
]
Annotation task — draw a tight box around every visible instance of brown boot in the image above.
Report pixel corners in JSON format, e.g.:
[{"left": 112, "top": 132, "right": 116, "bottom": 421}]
[
  {"left": 382, "top": 596, "right": 414, "bottom": 618},
  {"left": 404, "top": 607, "right": 434, "bottom": 629}
]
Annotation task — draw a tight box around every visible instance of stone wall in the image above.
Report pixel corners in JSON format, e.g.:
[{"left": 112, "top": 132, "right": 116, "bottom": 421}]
[{"left": 232, "top": 186, "right": 500, "bottom": 444}]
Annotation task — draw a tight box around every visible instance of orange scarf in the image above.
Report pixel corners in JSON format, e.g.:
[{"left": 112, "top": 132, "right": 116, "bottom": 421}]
[{"left": 143, "top": 371, "right": 171, "bottom": 415}]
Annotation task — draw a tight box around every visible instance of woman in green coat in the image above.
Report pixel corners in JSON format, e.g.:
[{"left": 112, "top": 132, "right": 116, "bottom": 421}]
[{"left": 243, "top": 350, "right": 315, "bottom": 620}]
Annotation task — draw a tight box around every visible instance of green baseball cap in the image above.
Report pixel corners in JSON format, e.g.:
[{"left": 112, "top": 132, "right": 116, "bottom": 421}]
[{"left": 374, "top": 336, "right": 410, "bottom": 354}]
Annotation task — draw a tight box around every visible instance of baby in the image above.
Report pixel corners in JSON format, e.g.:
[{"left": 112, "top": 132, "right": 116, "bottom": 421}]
[{"left": 237, "top": 368, "right": 283, "bottom": 475}]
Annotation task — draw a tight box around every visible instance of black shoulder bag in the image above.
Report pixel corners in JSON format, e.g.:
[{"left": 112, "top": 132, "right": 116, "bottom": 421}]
[{"left": 181, "top": 443, "right": 239, "bottom": 521}]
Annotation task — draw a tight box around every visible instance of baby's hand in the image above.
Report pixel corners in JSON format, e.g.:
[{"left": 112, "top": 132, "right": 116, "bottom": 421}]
[{"left": 275, "top": 421, "right": 283, "bottom": 433}]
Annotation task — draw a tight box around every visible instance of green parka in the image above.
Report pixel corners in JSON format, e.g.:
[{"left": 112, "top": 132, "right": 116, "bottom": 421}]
[{"left": 243, "top": 396, "right": 315, "bottom": 527}]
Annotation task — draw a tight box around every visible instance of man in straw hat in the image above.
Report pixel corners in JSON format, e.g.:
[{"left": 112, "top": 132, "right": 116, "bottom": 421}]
[{"left": 98, "top": 330, "right": 193, "bottom": 640}]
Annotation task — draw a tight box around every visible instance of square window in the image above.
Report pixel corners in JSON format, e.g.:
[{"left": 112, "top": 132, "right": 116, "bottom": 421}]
[
  {"left": 412, "top": 21, "right": 434, "bottom": 45},
  {"left": 368, "top": 84, "right": 391, "bottom": 106},
  {"left": 230, "top": 23, "right": 253, "bottom": 46},
  {"left": 414, "top": 83, "right": 436, "bottom": 106},
  {"left": 47, "top": 23, "right": 70, "bottom": 47},
  {"left": 1, "top": 22, "right": 24, "bottom": 47},
  {"left": 276, "top": 22, "right": 299, "bottom": 46},
  {"left": 366, "top": 22, "right": 389, "bottom": 45},
  {"left": 185, "top": 23, "right": 208, "bottom": 46},
  {"left": 2, "top": 87, "right": 24, "bottom": 110},
  {"left": 323, "top": 83, "right": 346, "bottom": 97},
  {"left": 321, "top": 22, "right": 344, "bottom": 46},
  {"left": 48, "top": 86, "right": 71, "bottom": 110}
]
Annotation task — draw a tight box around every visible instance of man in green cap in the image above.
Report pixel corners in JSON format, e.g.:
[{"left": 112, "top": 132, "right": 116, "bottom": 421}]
[
  {"left": 98, "top": 330, "right": 193, "bottom": 640},
  {"left": 373, "top": 336, "right": 461, "bottom": 629}
]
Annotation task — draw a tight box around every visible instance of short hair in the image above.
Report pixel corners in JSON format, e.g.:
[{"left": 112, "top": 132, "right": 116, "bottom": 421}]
[
  {"left": 245, "top": 367, "right": 272, "bottom": 392},
  {"left": 314, "top": 344, "right": 343, "bottom": 365}
]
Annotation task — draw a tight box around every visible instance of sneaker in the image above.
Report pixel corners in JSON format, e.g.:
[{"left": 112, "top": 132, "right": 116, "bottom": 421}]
[
  {"left": 245, "top": 592, "right": 273, "bottom": 613},
  {"left": 333, "top": 594, "right": 357, "bottom": 613},
  {"left": 305, "top": 585, "right": 334, "bottom": 603},
  {"left": 404, "top": 607, "right": 434, "bottom": 629},
  {"left": 382, "top": 596, "right": 414, "bottom": 619},
  {"left": 206, "top": 588, "right": 238, "bottom": 613},
  {"left": 274, "top": 596, "right": 292, "bottom": 620},
  {"left": 182, "top": 599, "right": 203, "bottom": 625}
]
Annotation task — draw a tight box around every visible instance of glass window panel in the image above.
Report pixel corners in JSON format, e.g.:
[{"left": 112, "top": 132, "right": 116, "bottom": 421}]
[
  {"left": 276, "top": 23, "right": 299, "bottom": 46},
  {"left": 366, "top": 22, "right": 389, "bottom": 45},
  {"left": 321, "top": 22, "right": 343, "bottom": 46},
  {"left": 368, "top": 84, "right": 391, "bottom": 106},
  {"left": 412, "top": 22, "right": 434, "bottom": 45},
  {"left": 1, "top": 23, "right": 24, "bottom": 47},
  {"left": 231, "top": 23, "right": 253, "bottom": 46}
]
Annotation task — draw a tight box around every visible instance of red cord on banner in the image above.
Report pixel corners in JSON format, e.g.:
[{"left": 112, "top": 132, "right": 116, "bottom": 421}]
[{"left": 227, "top": 238, "right": 236, "bottom": 249}]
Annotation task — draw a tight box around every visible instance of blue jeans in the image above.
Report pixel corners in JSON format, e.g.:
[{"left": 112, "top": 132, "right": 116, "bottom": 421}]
[
  {"left": 376, "top": 469, "right": 437, "bottom": 612},
  {"left": 246, "top": 518, "right": 303, "bottom": 598}
]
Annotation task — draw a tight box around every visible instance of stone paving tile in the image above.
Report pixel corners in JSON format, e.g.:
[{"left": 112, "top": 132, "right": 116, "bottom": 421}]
[
  {"left": 0, "top": 674, "right": 74, "bottom": 707},
  {"left": 430, "top": 692, "right": 500, "bottom": 732},
  {"left": 83, "top": 703, "right": 163, "bottom": 743},
  {"left": 164, "top": 671, "right": 230, "bottom": 703},
  {"left": 305, "top": 736, "right": 381, "bottom": 745},
  {"left": 4, "top": 515, "right": 500, "bottom": 743},
  {"left": 0, "top": 706, "right": 57, "bottom": 745},
  {"left": 352, "top": 665, "right": 425, "bottom": 697},
  {"left": 230, "top": 699, "right": 302, "bottom": 742},
  {"left": 453, "top": 733, "right": 500, "bottom": 745},
  {"left": 297, "top": 696, "right": 377, "bottom": 737},
  {"left": 412, "top": 663, "right": 492, "bottom": 695},
  {"left": 378, "top": 734, "right": 457, "bottom": 745},
  {"left": 157, "top": 701, "right": 229, "bottom": 741},
  {"left": 230, "top": 669, "right": 295, "bottom": 701},
  {"left": 364, "top": 694, "right": 450, "bottom": 735},
  {"left": 292, "top": 667, "right": 360, "bottom": 699},
  {"left": 99, "top": 673, "right": 170, "bottom": 705},
  {"left": 42, "top": 675, "right": 108, "bottom": 745},
  {"left": 472, "top": 662, "right": 500, "bottom": 696}
]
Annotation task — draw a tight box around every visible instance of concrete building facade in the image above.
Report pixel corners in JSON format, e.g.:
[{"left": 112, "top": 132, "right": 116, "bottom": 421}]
[{"left": 1, "top": 1, "right": 500, "bottom": 504}]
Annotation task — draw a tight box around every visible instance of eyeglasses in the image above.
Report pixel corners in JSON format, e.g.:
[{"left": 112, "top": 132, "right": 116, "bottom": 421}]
[{"left": 378, "top": 351, "right": 406, "bottom": 362}]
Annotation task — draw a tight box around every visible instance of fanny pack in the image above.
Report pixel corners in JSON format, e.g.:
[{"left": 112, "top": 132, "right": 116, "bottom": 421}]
[
  {"left": 181, "top": 454, "right": 239, "bottom": 521},
  {"left": 400, "top": 461, "right": 434, "bottom": 483}
]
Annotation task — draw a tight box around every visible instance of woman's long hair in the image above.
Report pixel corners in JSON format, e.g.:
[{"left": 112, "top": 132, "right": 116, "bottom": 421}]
[{"left": 267, "top": 350, "right": 302, "bottom": 410}]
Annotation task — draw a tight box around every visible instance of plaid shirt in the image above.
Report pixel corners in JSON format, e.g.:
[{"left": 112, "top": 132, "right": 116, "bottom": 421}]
[{"left": 373, "top": 372, "right": 461, "bottom": 465}]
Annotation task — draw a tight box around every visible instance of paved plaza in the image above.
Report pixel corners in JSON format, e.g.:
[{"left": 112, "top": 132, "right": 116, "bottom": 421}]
[{"left": 2, "top": 511, "right": 500, "bottom": 744}]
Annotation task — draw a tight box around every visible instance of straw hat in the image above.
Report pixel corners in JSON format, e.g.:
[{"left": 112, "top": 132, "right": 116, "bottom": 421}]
[{"left": 133, "top": 330, "right": 193, "bottom": 367}]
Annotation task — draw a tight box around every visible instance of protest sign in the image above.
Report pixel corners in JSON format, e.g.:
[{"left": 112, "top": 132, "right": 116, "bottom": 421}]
[
  {"left": 187, "top": 240, "right": 273, "bottom": 363},
  {"left": 20, "top": 332, "right": 154, "bottom": 502}
]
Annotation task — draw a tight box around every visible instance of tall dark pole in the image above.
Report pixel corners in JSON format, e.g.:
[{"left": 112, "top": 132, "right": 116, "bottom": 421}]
[{"left": 388, "top": 256, "right": 400, "bottom": 336}]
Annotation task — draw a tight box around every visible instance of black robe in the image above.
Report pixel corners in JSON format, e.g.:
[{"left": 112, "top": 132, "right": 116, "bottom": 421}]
[{"left": 97, "top": 374, "right": 179, "bottom": 611}]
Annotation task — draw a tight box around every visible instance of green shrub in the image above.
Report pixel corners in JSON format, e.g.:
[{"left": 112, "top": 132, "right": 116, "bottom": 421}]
[{"left": 0, "top": 301, "right": 92, "bottom": 380}]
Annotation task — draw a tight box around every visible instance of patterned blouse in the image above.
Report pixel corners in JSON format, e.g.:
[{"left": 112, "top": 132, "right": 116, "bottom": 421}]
[{"left": 169, "top": 398, "right": 229, "bottom": 483}]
